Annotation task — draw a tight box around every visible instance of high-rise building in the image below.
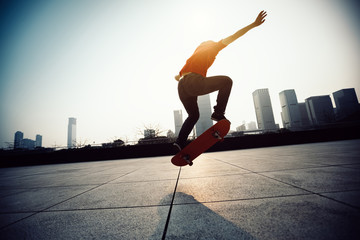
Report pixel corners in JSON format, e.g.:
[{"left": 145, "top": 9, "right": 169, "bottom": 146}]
[
  {"left": 14, "top": 131, "right": 24, "bottom": 149},
  {"left": 247, "top": 121, "right": 257, "bottom": 130},
  {"left": 279, "top": 90, "right": 301, "bottom": 130},
  {"left": 22, "top": 138, "right": 35, "bottom": 150},
  {"left": 14, "top": 131, "right": 43, "bottom": 150},
  {"left": 305, "top": 96, "right": 335, "bottom": 126},
  {"left": 252, "top": 89, "right": 277, "bottom": 131},
  {"left": 236, "top": 124, "right": 246, "bottom": 131},
  {"left": 298, "top": 103, "right": 311, "bottom": 128},
  {"left": 332, "top": 88, "right": 359, "bottom": 120},
  {"left": 35, "top": 134, "right": 42, "bottom": 148},
  {"left": 67, "top": 117, "right": 77, "bottom": 149},
  {"left": 173, "top": 110, "right": 183, "bottom": 137},
  {"left": 195, "top": 94, "right": 213, "bottom": 136}
]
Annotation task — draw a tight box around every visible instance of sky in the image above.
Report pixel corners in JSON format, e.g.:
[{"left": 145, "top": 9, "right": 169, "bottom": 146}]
[{"left": 1, "top": 0, "right": 359, "bottom": 148}]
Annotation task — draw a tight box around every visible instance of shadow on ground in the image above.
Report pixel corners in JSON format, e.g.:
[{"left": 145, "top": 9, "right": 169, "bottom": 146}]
[{"left": 151, "top": 192, "right": 255, "bottom": 240}]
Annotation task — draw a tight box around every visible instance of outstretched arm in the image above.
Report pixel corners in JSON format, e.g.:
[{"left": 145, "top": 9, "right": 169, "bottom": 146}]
[{"left": 221, "top": 10, "right": 267, "bottom": 46}]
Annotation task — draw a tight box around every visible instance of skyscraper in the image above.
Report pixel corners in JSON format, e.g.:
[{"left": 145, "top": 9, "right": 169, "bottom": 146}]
[
  {"left": 35, "top": 134, "right": 42, "bottom": 148},
  {"left": 247, "top": 121, "right": 257, "bottom": 130},
  {"left": 14, "top": 131, "right": 23, "bottom": 149},
  {"left": 279, "top": 89, "right": 301, "bottom": 130},
  {"left": 22, "top": 139, "right": 35, "bottom": 150},
  {"left": 67, "top": 118, "right": 77, "bottom": 149},
  {"left": 298, "top": 103, "right": 311, "bottom": 128},
  {"left": 332, "top": 88, "right": 359, "bottom": 120},
  {"left": 305, "top": 96, "right": 335, "bottom": 126},
  {"left": 253, "top": 89, "right": 277, "bottom": 131},
  {"left": 196, "top": 94, "right": 213, "bottom": 136},
  {"left": 173, "top": 110, "right": 183, "bottom": 137}
]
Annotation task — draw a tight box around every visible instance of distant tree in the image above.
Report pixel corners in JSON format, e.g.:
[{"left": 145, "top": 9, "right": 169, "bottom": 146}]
[
  {"left": 137, "top": 123, "right": 165, "bottom": 139},
  {"left": 113, "top": 139, "right": 124, "bottom": 147},
  {"left": 102, "top": 139, "right": 125, "bottom": 148},
  {"left": 76, "top": 138, "right": 89, "bottom": 148},
  {"left": 167, "top": 130, "right": 175, "bottom": 139},
  {"left": 4, "top": 142, "right": 14, "bottom": 150}
]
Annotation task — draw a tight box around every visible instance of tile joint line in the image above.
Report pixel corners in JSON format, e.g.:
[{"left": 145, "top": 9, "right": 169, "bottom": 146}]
[{"left": 162, "top": 167, "right": 182, "bottom": 240}]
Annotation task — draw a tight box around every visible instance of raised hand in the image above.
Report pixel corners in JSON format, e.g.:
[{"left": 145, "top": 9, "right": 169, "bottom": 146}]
[{"left": 253, "top": 10, "right": 267, "bottom": 27}]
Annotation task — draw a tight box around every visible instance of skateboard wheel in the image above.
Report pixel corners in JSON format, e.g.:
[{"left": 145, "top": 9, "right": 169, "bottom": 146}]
[{"left": 183, "top": 155, "right": 193, "bottom": 166}]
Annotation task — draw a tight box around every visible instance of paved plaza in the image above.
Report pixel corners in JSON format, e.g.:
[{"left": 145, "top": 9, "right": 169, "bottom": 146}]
[{"left": 0, "top": 139, "right": 359, "bottom": 239}]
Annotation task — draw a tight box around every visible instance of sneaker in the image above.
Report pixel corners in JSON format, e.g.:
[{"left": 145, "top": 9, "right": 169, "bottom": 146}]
[{"left": 211, "top": 112, "right": 227, "bottom": 122}]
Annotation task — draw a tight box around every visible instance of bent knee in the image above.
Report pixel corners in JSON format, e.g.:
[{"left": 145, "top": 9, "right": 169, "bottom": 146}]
[{"left": 224, "top": 76, "right": 233, "bottom": 87}]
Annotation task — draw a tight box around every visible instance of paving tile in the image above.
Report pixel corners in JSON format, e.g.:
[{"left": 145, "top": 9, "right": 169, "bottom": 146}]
[
  {"left": 209, "top": 140, "right": 360, "bottom": 171},
  {"left": 112, "top": 167, "right": 180, "bottom": 182},
  {"left": 111, "top": 157, "right": 180, "bottom": 183},
  {"left": 0, "top": 160, "right": 144, "bottom": 188},
  {"left": 321, "top": 190, "right": 360, "bottom": 208},
  {"left": 179, "top": 155, "right": 250, "bottom": 179},
  {"left": 0, "top": 207, "right": 168, "bottom": 240},
  {"left": 49, "top": 180, "right": 176, "bottom": 210},
  {"left": 167, "top": 194, "right": 360, "bottom": 240},
  {"left": 208, "top": 149, "right": 327, "bottom": 172},
  {"left": 167, "top": 194, "right": 256, "bottom": 240},
  {"left": 0, "top": 213, "right": 34, "bottom": 229},
  {"left": 262, "top": 166, "right": 360, "bottom": 193},
  {"left": 0, "top": 189, "right": 27, "bottom": 198},
  {"left": 206, "top": 194, "right": 360, "bottom": 240},
  {"left": 174, "top": 173, "right": 308, "bottom": 204},
  {"left": 0, "top": 172, "right": 74, "bottom": 189},
  {"left": 0, "top": 186, "right": 92, "bottom": 213}
]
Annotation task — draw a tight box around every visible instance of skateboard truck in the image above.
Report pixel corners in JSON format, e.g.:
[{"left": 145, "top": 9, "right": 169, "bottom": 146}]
[
  {"left": 212, "top": 131, "right": 222, "bottom": 140},
  {"left": 182, "top": 154, "right": 193, "bottom": 166},
  {"left": 171, "top": 119, "right": 230, "bottom": 167}
]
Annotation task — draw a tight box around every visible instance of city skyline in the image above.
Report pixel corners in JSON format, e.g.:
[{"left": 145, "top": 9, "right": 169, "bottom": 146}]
[
  {"left": 13, "top": 131, "right": 42, "bottom": 150},
  {"left": 6, "top": 86, "right": 360, "bottom": 149},
  {"left": 1, "top": 0, "right": 359, "bottom": 148}
]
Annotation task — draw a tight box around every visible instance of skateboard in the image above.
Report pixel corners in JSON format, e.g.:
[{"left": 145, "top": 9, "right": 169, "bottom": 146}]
[{"left": 171, "top": 119, "right": 231, "bottom": 166}]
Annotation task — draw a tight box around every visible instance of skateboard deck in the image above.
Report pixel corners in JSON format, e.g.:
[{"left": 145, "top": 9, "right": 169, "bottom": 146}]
[{"left": 171, "top": 119, "right": 231, "bottom": 166}]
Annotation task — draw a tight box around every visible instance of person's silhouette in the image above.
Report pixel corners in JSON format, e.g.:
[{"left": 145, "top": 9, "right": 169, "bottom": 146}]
[{"left": 174, "top": 11, "right": 267, "bottom": 151}]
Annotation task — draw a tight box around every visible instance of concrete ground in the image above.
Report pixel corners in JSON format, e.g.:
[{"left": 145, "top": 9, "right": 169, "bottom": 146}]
[{"left": 0, "top": 139, "right": 359, "bottom": 240}]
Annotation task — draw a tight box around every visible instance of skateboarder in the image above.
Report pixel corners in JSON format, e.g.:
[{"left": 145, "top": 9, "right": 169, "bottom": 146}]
[{"left": 174, "top": 10, "right": 267, "bottom": 151}]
